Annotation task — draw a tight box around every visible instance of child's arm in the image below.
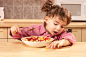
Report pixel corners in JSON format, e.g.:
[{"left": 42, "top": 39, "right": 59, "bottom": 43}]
[
  {"left": 49, "top": 39, "right": 71, "bottom": 49},
  {"left": 58, "top": 39, "right": 71, "bottom": 47},
  {"left": 9, "top": 25, "right": 31, "bottom": 40},
  {"left": 9, "top": 24, "right": 39, "bottom": 40},
  {"left": 49, "top": 30, "right": 76, "bottom": 49}
]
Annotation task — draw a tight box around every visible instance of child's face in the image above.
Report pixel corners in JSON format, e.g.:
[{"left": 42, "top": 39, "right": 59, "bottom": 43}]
[{"left": 45, "top": 16, "right": 67, "bottom": 36}]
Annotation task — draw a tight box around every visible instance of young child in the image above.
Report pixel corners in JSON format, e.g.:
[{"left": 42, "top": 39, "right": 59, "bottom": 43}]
[{"left": 10, "top": 0, "right": 76, "bottom": 49}]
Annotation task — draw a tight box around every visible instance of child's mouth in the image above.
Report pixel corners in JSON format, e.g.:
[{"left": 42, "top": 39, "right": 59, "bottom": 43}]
[{"left": 53, "top": 31, "right": 58, "bottom": 35}]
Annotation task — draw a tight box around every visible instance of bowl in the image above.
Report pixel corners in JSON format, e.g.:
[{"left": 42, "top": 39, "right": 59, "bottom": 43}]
[{"left": 21, "top": 36, "right": 54, "bottom": 47}]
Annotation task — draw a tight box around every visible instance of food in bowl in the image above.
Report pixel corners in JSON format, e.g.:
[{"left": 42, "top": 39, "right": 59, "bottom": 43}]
[
  {"left": 21, "top": 36, "right": 54, "bottom": 47},
  {"left": 23, "top": 36, "right": 52, "bottom": 42}
]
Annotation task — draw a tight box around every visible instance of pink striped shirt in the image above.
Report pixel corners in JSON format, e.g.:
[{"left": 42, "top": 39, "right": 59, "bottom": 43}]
[{"left": 9, "top": 22, "right": 76, "bottom": 45}]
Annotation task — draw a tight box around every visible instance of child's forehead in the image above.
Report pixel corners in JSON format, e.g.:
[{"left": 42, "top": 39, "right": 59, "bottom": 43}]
[
  {"left": 52, "top": 16, "right": 67, "bottom": 25},
  {"left": 49, "top": 15, "right": 67, "bottom": 23}
]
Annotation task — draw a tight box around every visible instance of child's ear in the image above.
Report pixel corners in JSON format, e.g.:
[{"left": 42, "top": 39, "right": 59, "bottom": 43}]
[{"left": 45, "top": 16, "right": 49, "bottom": 23}]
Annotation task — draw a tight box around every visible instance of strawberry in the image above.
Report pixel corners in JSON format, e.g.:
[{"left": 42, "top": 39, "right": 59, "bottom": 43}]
[
  {"left": 45, "top": 38, "right": 50, "bottom": 41},
  {"left": 26, "top": 37, "right": 31, "bottom": 41}
]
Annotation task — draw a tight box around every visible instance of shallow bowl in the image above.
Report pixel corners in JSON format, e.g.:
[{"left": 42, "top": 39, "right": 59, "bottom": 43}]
[{"left": 21, "top": 36, "right": 54, "bottom": 47}]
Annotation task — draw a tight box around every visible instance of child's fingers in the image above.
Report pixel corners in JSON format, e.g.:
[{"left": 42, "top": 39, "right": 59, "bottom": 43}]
[
  {"left": 11, "top": 26, "right": 16, "bottom": 32},
  {"left": 57, "top": 42, "right": 63, "bottom": 48},
  {"left": 49, "top": 42, "right": 57, "bottom": 49},
  {"left": 11, "top": 28, "right": 16, "bottom": 36},
  {"left": 53, "top": 41, "right": 60, "bottom": 48},
  {"left": 49, "top": 41, "right": 63, "bottom": 49},
  {"left": 13, "top": 25, "right": 18, "bottom": 32},
  {"left": 49, "top": 43, "right": 53, "bottom": 49},
  {"left": 11, "top": 25, "right": 19, "bottom": 35},
  {"left": 54, "top": 42, "right": 59, "bottom": 48},
  {"left": 50, "top": 43, "right": 55, "bottom": 49},
  {"left": 15, "top": 25, "right": 20, "bottom": 32}
]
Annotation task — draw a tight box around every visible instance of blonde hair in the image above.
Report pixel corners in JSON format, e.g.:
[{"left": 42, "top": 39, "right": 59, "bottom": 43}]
[{"left": 41, "top": 0, "right": 72, "bottom": 25}]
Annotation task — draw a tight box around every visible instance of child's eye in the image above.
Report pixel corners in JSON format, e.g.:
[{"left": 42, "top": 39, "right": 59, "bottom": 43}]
[
  {"left": 61, "top": 26, "right": 64, "bottom": 28},
  {"left": 54, "top": 23, "right": 57, "bottom": 25}
]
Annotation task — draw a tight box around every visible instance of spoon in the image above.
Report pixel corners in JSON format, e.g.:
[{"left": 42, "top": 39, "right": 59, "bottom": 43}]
[{"left": 28, "top": 28, "right": 35, "bottom": 31}]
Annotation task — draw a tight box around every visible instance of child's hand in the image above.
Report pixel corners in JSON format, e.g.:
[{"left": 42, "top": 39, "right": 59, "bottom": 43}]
[
  {"left": 49, "top": 40, "right": 63, "bottom": 49},
  {"left": 11, "top": 25, "right": 20, "bottom": 36},
  {"left": 49, "top": 39, "right": 71, "bottom": 49}
]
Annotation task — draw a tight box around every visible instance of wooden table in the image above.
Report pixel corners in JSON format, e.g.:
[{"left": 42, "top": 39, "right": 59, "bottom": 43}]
[{"left": 0, "top": 42, "right": 86, "bottom": 57}]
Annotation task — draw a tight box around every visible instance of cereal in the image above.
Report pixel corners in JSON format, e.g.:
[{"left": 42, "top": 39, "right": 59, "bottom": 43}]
[{"left": 23, "top": 36, "right": 52, "bottom": 42}]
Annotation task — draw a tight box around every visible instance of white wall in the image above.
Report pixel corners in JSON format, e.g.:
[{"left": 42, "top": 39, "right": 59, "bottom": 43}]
[
  {"left": 54, "top": 0, "right": 86, "bottom": 19},
  {"left": 54, "top": 0, "right": 86, "bottom": 5}
]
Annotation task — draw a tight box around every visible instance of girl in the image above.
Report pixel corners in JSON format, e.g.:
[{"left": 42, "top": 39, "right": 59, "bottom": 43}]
[{"left": 10, "top": 0, "right": 76, "bottom": 49}]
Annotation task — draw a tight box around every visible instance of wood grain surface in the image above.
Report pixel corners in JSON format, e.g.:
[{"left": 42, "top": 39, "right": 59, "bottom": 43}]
[{"left": 0, "top": 42, "right": 86, "bottom": 57}]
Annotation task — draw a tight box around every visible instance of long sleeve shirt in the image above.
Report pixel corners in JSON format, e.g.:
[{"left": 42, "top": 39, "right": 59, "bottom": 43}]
[{"left": 9, "top": 22, "right": 76, "bottom": 45}]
